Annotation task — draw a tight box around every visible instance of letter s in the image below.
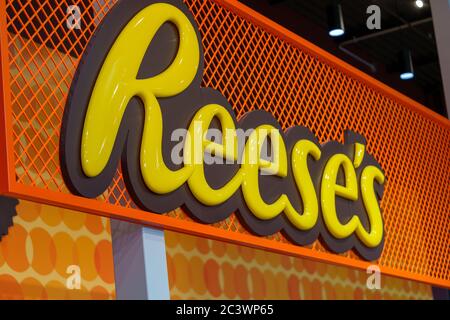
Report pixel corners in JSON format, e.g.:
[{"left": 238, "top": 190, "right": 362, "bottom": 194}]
[{"left": 357, "top": 165, "right": 385, "bottom": 248}]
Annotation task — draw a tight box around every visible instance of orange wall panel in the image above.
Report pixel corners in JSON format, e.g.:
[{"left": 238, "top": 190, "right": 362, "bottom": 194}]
[{"left": 0, "top": 0, "right": 448, "bottom": 287}]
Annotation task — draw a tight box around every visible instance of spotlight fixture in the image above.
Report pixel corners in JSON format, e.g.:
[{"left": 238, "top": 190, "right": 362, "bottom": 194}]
[
  {"left": 399, "top": 49, "right": 414, "bottom": 80},
  {"left": 327, "top": 3, "right": 345, "bottom": 37},
  {"left": 415, "top": 0, "right": 424, "bottom": 8}
]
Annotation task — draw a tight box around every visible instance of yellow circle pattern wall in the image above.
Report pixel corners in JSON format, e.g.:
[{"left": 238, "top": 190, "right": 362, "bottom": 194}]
[{"left": 0, "top": 201, "right": 434, "bottom": 300}]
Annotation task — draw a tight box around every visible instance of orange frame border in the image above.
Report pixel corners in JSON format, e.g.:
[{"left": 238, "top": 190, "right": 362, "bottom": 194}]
[{"left": 0, "top": 0, "right": 449, "bottom": 289}]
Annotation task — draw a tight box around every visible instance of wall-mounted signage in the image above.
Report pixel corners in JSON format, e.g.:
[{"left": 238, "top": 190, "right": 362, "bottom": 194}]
[{"left": 60, "top": 0, "right": 386, "bottom": 260}]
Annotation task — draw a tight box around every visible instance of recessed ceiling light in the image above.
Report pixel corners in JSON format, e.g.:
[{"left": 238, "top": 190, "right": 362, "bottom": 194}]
[
  {"left": 327, "top": 4, "right": 345, "bottom": 37},
  {"left": 399, "top": 49, "right": 414, "bottom": 81},
  {"left": 400, "top": 72, "right": 414, "bottom": 80},
  {"left": 415, "top": 0, "right": 424, "bottom": 8},
  {"left": 329, "top": 28, "right": 345, "bottom": 37}
]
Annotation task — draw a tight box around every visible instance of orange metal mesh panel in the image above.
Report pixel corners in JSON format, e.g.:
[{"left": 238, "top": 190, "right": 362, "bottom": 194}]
[{"left": 2, "top": 0, "right": 449, "bottom": 287}]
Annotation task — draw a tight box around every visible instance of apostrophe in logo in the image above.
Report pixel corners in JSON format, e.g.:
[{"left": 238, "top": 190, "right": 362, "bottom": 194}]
[{"left": 60, "top": 0, "right": 386, "bottom": 260}]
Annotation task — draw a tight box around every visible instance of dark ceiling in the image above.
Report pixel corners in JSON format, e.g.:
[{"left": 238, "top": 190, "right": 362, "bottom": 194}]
[{"left": 240, "top": 0, "right": 447, "bottom": 117}]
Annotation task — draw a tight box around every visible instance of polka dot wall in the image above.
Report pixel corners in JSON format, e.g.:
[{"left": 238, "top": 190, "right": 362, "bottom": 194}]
[
  {"left": 0, "top": 200, "right": 115, "bottom": 299},
  {"left": 165, "top": 231, "right": 433, "bottom": 300},
  {"left": 0, "top": 200, "right": 433, "bottom": 299}
]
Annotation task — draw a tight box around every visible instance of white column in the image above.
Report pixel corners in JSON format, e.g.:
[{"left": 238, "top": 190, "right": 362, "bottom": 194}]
[
  {"left": 110, "top": 220, "right": 170, "bottom": 300},
  {"left": 430, "top": 0, "right": 450, "bottom": 118}
]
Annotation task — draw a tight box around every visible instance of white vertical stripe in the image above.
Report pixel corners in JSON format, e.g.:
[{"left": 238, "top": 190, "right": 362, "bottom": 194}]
[
  {"left": 142, "top": 228, "right": 170, "bottom": 300},
  {"left": 111, "top": 220, "right": 170, "bottom": 300}
]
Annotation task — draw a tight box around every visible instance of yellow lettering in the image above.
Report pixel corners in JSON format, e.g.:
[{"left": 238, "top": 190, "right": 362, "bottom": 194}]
[
  {"left": 321, "top": 154, "right": 360, "bottom": 238},
  {"left": 358, "top": 166, "right": 384, "bottom": 247},
  {"left": 186, "top": 104, "right": 242, "bottom": 206},
  {"left": 241, "top": 125, "right": 287, "bottom": 220},
  {"left": 71, "top": 0, "right": 386, "bottom": 255},
  {"left": 81, "top": 3, "right": 199, "bottom": 194},
  {"left": 285, "top": 140, "right": 321, "bottom": 230}
]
